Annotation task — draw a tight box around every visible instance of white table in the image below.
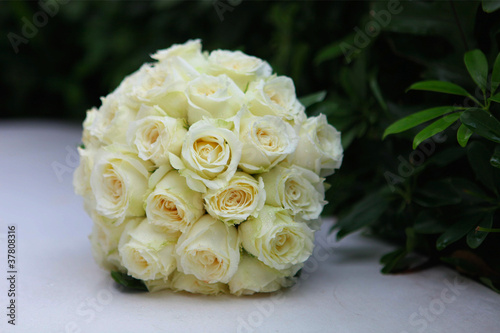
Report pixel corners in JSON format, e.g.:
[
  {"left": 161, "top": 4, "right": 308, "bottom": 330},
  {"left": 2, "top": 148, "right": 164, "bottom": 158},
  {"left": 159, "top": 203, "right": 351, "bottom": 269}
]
[{"left": 0, "top": 120, "right": 499, "bottom": 333}]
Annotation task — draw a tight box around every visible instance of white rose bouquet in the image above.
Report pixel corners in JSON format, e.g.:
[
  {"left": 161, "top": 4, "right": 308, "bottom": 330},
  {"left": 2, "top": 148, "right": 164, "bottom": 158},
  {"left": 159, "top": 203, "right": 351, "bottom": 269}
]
[{"left": 74, "top": 40, "right": 343, "bottom": 296}]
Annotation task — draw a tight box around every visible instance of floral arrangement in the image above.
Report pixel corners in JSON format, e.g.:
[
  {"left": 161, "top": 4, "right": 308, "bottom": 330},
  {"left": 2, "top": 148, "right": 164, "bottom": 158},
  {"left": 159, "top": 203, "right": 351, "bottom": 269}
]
[{"left": 73, "top": 40, "right": 343, "bottom": 295}]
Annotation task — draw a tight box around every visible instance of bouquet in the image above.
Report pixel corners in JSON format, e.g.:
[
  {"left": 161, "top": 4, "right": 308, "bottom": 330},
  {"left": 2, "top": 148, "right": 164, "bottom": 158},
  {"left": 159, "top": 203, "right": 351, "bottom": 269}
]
[{"left": 73, "top": 40, "right": 343, "bottom": 295}]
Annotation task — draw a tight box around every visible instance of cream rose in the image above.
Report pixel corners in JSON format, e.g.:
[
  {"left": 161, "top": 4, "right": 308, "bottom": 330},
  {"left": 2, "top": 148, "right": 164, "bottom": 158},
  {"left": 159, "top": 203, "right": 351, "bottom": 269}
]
[
  {"left": 207, "top": 50, "right": 272, "bottom": 90},
  {"left": 245, "top": 76, "right": 306, "bottom": 123},
  {"left": 260, "top": 164, "right": 326, "bottom": 221},
  {"left": 145, "top": 170, "right": 205, "bottom": 232},
  {"left": 127, "top": 112, "right": 187, "bottom": 166},
  {"left": 237, "top": 109, "right": 299, "bottom": 173},
  {"left": 88, "top": 213, "right": 131, "bottom": 271},
  {"left": 170, "top": 271, "right": 228, "bottom": 295},
  {"left": 87, "top": 92, "right": 137, "bottom": 146},
  {"left": 203, "top": 172, "right": 265, "bottom": 225},
  {"left": 135, "top": 58, "right": 200, "bottom": 119},
  {"left": 186, "top": 74, "right": 244, "bottom": 125},
  {"left": 73, "top": 147, "right": 95, "bottom": 198},
  {"left": 169, "top": 118, "right": 242, "bottom": 192},
  {"left": 228, "top": 254, "right": 297, "bottom": 296},
  {"left": 90, "top": 147, "right": 152, "bottom": 224},
  {"left": 239, "top": 206, "right": 314, "bottom": 270},
  {"left": 290, "top": 114, "right": 343, "bottom": 177},
  {"left": 118, "top": 218, "right": 178, "bottom": 281},
  {"left": 152, "top": 39, "right": 206, "bottom": 69},
  {"left": 144, "top": 278, "right": 171, "bottom": 292},
  {"left": 175, "top": 215, "right": 240, "bottom": 283}
]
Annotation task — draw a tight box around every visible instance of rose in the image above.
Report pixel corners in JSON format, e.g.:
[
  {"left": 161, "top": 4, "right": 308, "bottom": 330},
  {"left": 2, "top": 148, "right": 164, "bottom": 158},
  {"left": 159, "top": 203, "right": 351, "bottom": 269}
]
[
  {"left": 203, "top": 172, "right": 265, "bottom": 225},
  {"left": 81, "top": 108, "right": 102, "bottom": 149},
  {"left": 74, "top": 146, "right": 95, "bottom": 198},
  {"left": 169, "top": 118, "right": 243, "bottom": 192},
  {"left": 228, "top": 254, "right": 297, "bottom": 296},
  {"left": 132, "top": 59, "right": 200, "bottom": 119},
  {"left": 152, "top": 39, "right": 206, "bottom": 69},
  {"left": 245, "top": 75, "right": 306, "bottom": 124},
  {"left": 175, "top": 215, "right": 240, "bottom": 283},
  {"left": 239, "top": 206, "right": 314, "bottom": 270},
  {"left": 88, "top": 213, "right": 131, "bottom": 271},
  {"left": 169, "top": 271, "right": 228, "bottom": 295},
  {"left": 145, "top": 170, "right": 205, "bottom": 232},
  {"left": 144, "top": 278, "right": 171, "bottom": 293},
  {"left": 185, "top": 74, "right": 244, "bottom": 125},
  {"left": 289, "top": 114, "right": 343, "bottom": 177},
  {"left": 260, "top": 164, "right": 326, "bottom": 221},
  {"left": 118, "top": 218, "right": 179, "bottom": 281},
  {"left": 86, "top": 91, "right": 138, "bottom": 146},
  {"left": 90, "top": 147, "right": 152, "bottom": 224},
  {"left": 207, "top": 49, "right": 272, "bottom": 90},
  {"left": 127, "top": 112, "right": 187, "bottom": 166},
  {"left": 237, "top": 108, "right": 299, "bottom": 173}
]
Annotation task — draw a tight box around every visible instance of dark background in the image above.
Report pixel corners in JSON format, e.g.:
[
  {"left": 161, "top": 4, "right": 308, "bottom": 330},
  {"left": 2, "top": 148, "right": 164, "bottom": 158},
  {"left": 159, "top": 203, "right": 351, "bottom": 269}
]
[{"left": 1, "top": 0, "right": 363, "bottom": 122}]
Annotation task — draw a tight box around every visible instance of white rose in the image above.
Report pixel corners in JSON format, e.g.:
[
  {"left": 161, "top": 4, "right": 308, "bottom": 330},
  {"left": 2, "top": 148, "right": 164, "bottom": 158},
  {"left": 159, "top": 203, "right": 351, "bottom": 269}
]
[
  {"left": 290, "top": 114, "right": 343, "bottom": 177},
  {"left": 175, "top": 215, "right": 240, "bottom": 283},
  {"left": 88, "top": 214, "right": 130, "bottom": 271},
  {"left": 203, "top": 172, "right": 265, "bottom": 225},
  {"left": 127, "top": 112, "right": 187, "bottom": 166},
  {"left": 228, "top": 254, "right": 297, "bottom": 296},
  {"left": 186, "top": 74, "right": 244, "bottom": 125},
  {"left": 239, "top": 206, "right": 314, "bottom": 270},
  {"left": 144, "top": 278, "right": 171, "bottom": 292},
  {"left": 152, "top": 39, "right": 206, "bottom": 69},
  {"left": 135, "top": 58, "right": 200, "bottom": 119},
  {"left": 145, "top": 170, "right": 205, "bottom": 233},
  {"left": 237, "top": 108, "right": 298, "bottom": 173},
  {"left": 81, "top": 108, "right": 102, "bottom": 149},
  {"left": 260, "top": 164, "right": 326, "bottom": 221},
  {"left": 245, "top": 76, "right": 306, "bottom": 123},
  {"left": 88, "top": 93, "right": 137, "bottom": 146},
  {"left": 90, "top": 147, "right": 152, "bottom": 224},
  {"left": 207, "top": 50, "right": 272, "bottom": 90},
  {"left": 170, "top": 271, "right": 228, "bottom": 295},
  {"left": 73, "top": 147, "right": 95, "bottom": 198},
  {"left": 118, "top": 218, "right": 178, "bottom": 281},
  {"left": 169, "top": 118, "right": 242, "bottom": 192}
]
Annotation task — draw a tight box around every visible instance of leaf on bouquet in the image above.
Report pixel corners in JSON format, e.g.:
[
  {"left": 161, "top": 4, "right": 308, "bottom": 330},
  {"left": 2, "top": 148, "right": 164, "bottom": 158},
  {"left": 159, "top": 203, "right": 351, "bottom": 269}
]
[
  {"left": 111, "top": 271, "right": 148, "bottom": 291},
  {"left": 406, "top": 80, "right": 472, "bottom": 98},
  {"left": 464, "top": 49, "right": 488, "bottom": 93}
]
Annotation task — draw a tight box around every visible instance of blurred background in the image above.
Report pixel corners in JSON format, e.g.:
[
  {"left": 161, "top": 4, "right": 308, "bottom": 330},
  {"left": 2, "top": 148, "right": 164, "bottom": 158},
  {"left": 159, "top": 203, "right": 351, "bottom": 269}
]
[{"left": 3, "top": 1, "right": 500, "bottom": 291}]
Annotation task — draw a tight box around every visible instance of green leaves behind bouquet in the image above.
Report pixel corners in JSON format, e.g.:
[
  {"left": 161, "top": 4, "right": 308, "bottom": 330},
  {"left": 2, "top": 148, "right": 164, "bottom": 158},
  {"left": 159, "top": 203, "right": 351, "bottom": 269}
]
[{"left": 383, "top": 50, "right": 500, "bottom": 162}]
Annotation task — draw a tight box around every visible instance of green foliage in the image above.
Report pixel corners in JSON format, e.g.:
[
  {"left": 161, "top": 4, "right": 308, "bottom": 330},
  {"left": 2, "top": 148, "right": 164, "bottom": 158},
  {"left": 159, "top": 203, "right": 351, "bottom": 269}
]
[
  {"left": 326, "top": 1, "right": 500, "bottom": 293},
  {"left": 111, "top": 271, "right": 147, "bottom": 291}
]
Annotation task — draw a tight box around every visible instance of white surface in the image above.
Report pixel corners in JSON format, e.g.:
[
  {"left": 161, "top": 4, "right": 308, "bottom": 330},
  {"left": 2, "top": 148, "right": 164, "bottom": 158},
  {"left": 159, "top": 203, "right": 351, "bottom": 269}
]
[{"left": 0, "top": 120, "right": 499, "bottom": 333}]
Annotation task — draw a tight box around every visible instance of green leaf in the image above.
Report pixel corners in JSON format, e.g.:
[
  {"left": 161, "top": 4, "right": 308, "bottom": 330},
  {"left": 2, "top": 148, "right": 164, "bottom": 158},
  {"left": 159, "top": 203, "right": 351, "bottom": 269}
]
[
  {"left": 461, "top": 108, "right": 500, "bottom": 143},
  {"left": 464, "top": 49, "right": 489, "bottom": 93},
  {"left": 489, "top": 92, "right": 500, "bottom": 104},
  {"left": 466, "top": 213, "right": 493, "bottom": 248},
  {"left": 299, "top": 91, "right": 327, "bottom": 108},
  {"left": 482, "top": 0, "right": 500, "bottom": 13},
  {"left": 491, "top": 53, "right": 500, "bottom": 93},
  {"left": 457, "top": 123, "right": 474, "bottom": 147},
  {"left": 380, "top": 248, "right": 408, "bottom": 274},
  {"left": 490, "top": 145, "right": 500, "bottom": 168},
  {"left": 413, "top": 179, "right": 461, "bottom": 207},
  {"left": 412, "top": 113, "right": 461, "bottom": 149},
  {"left": 407, "top": 80, "right": 472, "bottom": 98},
  {"left": 335, "top": 189, "right": 391, "bottom": 239},
  {"left": 436, "top": 213, "right": 483, "bottom": 250},
  {"left": 111, "top": 271, "right": 148, "bottom": 291},
  {"left": 314, "top": 32, "right": 356, "bottom": 64},
  {"left": 383, "top": 106, "right": 461, "bottom": 139},
  {"left": 414, "top": 211, "right": 447, "bottom": 234},
  {"left": 479, "top": 277, "right": 500, "bottom": 293},
  {"left": 468, "top": 141, "right": 500, "bottom": 194},
  {"left": 369, "top": 70, "right": 387, "bottom": 111}
]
